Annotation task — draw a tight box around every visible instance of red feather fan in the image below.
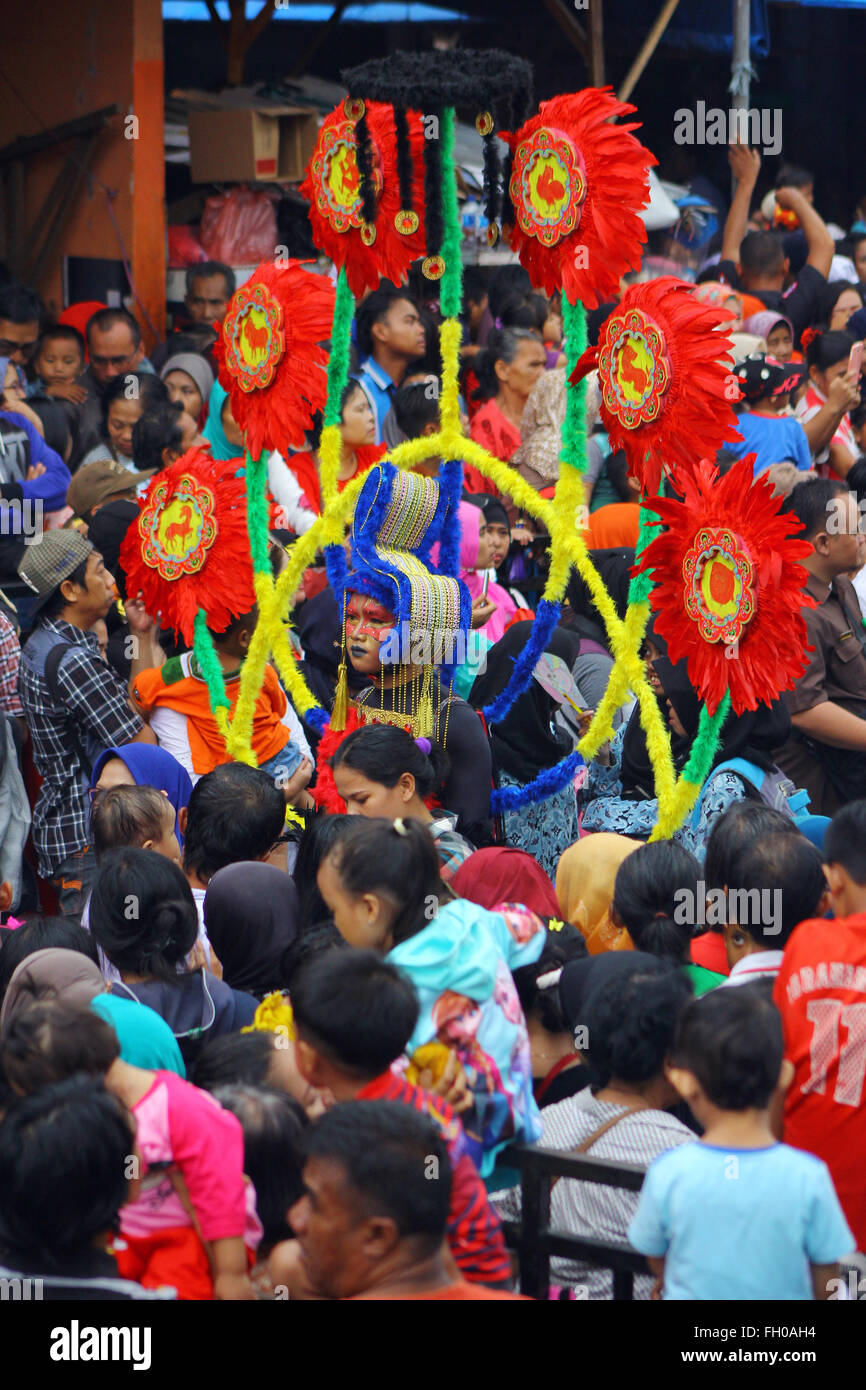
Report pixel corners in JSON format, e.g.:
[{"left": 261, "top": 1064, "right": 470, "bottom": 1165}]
[
  {"left": 120, "top": 447, "right": 255, "bottom": 645},
  {"left": 501, "top": 88, "right": 656, "bottom": 309},
  {"left": 571, "top": 276, "right": 740, "bottom": 496},
  {"left": 300, "top": 102, "right": 426, "bottom": 299},
  {"left": 214, "top": 259, "right": 335, "bottom": 461},
  {"left": 637, "top": 455, "right": 816, "bottom": 716}
]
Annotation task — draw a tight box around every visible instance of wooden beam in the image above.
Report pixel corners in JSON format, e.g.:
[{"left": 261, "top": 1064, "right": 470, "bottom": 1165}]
[
  {"left": 0, "top": 105, "right": 118, "bottom": 166},
  {"left": 288, "top": 0, "right": 352, "bottom": 80},
  {"left": 589, "top": 0, "right": 604, "bottom": 86},
  {"left": 618, "top": 0, "right": 681, "bottom": 103},
  {"left": 542, "top": 0, "right": 588, "bottom": 62}
]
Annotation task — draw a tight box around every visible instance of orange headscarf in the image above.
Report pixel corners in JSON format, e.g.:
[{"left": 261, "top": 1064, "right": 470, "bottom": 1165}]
[{"left": 555, "top": 833, "right": 642, "bottom": 954}]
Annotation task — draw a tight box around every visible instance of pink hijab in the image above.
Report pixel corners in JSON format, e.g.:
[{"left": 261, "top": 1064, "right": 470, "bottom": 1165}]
[{"left": 458, "top": 502, "right": 517, "bottom": 645}]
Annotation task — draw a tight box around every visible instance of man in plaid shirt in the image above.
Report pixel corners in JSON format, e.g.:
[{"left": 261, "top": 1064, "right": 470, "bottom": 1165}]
[{"left": 17, "top": 530, "right": 159, "bottom": 915}]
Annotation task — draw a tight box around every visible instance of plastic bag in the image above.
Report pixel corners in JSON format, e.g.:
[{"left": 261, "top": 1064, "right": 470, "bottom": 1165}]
[{"left": 199, "top": 187, "right": 278, "bottom": 265}]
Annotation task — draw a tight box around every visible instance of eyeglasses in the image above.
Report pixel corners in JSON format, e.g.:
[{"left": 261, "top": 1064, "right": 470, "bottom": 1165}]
[
  {"left": 90, "top": 352, "right": 138, "bottom": 370},
  {"left": 0, "top": 337, "right": 38, "bottom": 360}
]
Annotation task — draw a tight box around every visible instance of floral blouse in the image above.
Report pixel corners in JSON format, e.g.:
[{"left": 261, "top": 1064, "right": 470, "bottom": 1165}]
[{"left": 578, "top": 725, "right": 748, "bottom": 863}]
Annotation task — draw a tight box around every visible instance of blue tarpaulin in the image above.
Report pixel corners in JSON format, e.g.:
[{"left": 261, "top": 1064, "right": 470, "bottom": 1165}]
[
  {"left": 769, "top": 0, "right": 866, "bottom": 7},
  {"left": 605, "top": 0, "right": 770, "bottom": 56},
  {"left": 163, "top": 2, "right": 470, "bottom": 19}
]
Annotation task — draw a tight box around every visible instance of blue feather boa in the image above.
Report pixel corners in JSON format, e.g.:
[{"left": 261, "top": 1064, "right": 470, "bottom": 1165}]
[
  {"left": 491, "top": 748, "right": 584, "bottom": 813},
  {"left": 481, "top": 599, "right": 561, "bottom": 724}
]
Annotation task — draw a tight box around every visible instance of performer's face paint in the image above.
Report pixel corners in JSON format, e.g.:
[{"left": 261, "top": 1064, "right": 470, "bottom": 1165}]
[{"left": 344, "top": 591, "right": 396, "bottom": 675}]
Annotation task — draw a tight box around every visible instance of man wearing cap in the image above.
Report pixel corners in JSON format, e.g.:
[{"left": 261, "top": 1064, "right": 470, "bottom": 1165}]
[
  {"left": 17, "top": 530, "right": 158, "bottom": 915},
  {"left": 65, "top": 458, "right": 149, "bottom": 528},
  {"left": 729, "top": 354, "right": 813, "bottom": 478}
]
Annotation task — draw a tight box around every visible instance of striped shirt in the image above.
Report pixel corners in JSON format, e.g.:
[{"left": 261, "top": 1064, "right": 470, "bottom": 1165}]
[
  {"left": 357, "top": 1070, "right": 511, "bottom": 1288},
  {"left": 495, "top": 1087, "right": 694, "bottom": 1299}
]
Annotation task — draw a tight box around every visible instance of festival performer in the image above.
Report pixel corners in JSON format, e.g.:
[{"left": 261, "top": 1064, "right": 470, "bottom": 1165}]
[{"left": 313, "top": 461, "right": 492, "bottom": 840}]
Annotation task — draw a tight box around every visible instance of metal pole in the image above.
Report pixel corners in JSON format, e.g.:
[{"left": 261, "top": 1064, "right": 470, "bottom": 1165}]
[{"left": 730, "top": 0, "right": 753, "bottom": 194}]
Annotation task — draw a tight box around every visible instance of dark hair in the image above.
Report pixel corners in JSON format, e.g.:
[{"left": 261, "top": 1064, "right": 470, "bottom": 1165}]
[
  {"left": 356, "top": 284, "right": 417, "bottom": 360},
  {"left": 825, "top": 799, "right": 866, "bottom": 882},
  {"left": 713, "top": 447, "right": 739, "bottom": 478},
  {"left": 462, "top": 265, "right": 489, "bottom": 307},
  {"left": 89, "top": 848, "right": 198, "bottom": 983},
  {"left": 304, "top": 1099, "right": 451, "bottom": 1249},
  {"left": 511, "top": 925, "right": 588, "bottom": 1034},
  {"left": 0, "top": 916, "right": 99, "bottom": 1006},
  {"left": 612, "top": 841, "right": 701, "bottom": 962},
  {"left": 26, "top": 397, "right": 70, "bottom": 458},
  {"left": 91, "top": 784, "right": 172, "bottom": 858},
  {"left": 331, "top": 723, "right": 447, "bottom": 803},
  {"left": 391, "top": 378, "right": 439, "bottom": 437},
  {"left": 581, "top": 959, "right": 693, "bottom": 1087},
  {"left": 186, "top": 261, "right": 236, "bottom": 298},
  {"left": 0, "top": 1075, "right": 133, "bottom": 1265},
  {"left": 496, "top": 290, "right": 546, "bottom": 334},
  {"left": 191, "top": 1029, "right": 276, "bottom": 1091},
  {"left": 806, "top": 327, "right": 857, "bottom": 372},
  {"left": 726, "top": 833, "right": 825, "bottom": 946},
  {"left": 818, "top": 281, "right": 863, "bottom": 328},
  {"left": 328, "top": 817, "right": 450, "bottom": 947},
  {"left": 781, "top": 475, "right": 849, "bottom": 539},
  {"left": 306, "top": 379, "right": 366, "bottom": 452},
  {"left": 131, "top": 400, "right": 186, "bottom": 472},
  {"left": 0, "top": 280, "right": 43, "bottom": 327},
  {"left": 847, "top": 459, "right": 866, "bottom": 510},
  {"left": 37, "top": 324, "right": 84, "bottom": 357},
  {"left": 774, "top": 163, "right": 813, "bottom": 191},
  {"left": 487, "top": 264, "right": 532, "bottom": 322},
  {"left": 86, "top": 307, "right": 141, "bottom": 348},
  {"left": 704, "top": 801, "right": 799, "bottom": 892},
  {"left": 603, "top": 449, "right": 633, "bottom": 503},
  {"left": 740, "top": 231, "right": 786, "bottom": 278},
  {"left": 291, "top": 949, "right": 419, "bottom": 1075},
  {"left": 41, "top": 556, "right": 90, "bottom": 621},
  {"left": 280, "top": 921, "right": 346, "bottom": 991},
  {"left": 207, "top": 604, "right": 257, "bottom": 645},
  {"left": 292, "top": 812, "right": 359, "bottom": 927},
  {"left": 1, "top": 1000, "right": 120, "bottom": 1095},
  {"left": 671, "top": 984, "right": 783, "bottom": 1110},
  {"left": 100, "top": 371, "right": 167, "bottom": 427},
  {"left": 182, "top": 763, "right": 285, "bottom": 883},
  {"left": 211, "top": 1084, "right": 305, "bottom": 1251},
  {"left": 473, "top": 326, "right": 540, "bottom": 401}
]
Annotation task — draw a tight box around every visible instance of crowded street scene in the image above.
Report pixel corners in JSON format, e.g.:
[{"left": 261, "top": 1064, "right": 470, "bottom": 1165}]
[{"left": 1, "top": 0, "right": 865, "bottom": 1354}]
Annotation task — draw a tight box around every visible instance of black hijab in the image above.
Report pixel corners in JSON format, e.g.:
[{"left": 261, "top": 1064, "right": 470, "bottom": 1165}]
[
  {"left": 203, "top": 863, "right": 299, "bottom": 997},
  {"left": 468, "top": 620, "right": 579, "bottom": 781},
  {"left": 87, "top": 499, "right": 139, "bottom": 602},
  {"left": 620, "top": 651, "right": 792, "bottom": 799},
  {"left": 564, "top": 547, "right": 634, "bottom": 650}
]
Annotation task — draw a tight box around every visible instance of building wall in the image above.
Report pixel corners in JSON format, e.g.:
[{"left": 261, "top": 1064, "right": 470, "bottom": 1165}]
[{"left": 0, "top": 0, "right": 165, "bottom": 345}]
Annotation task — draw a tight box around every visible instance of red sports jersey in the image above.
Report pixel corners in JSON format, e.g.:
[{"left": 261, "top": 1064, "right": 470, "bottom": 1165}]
[
  {"left": 357, "top": 1070, "right": 511, "bottom": 1287},
  {"left": 774, "top": 913, "right": 866, "bottom": 1249}
]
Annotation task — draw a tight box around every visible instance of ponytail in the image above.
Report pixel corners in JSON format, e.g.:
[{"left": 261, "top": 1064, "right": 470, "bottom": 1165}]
[
  {"left": 328, "top": 816, "right": 451, "bottom": 946},
  {"left": 330, "top": 723, "right": 449, "bottom": 803},
  {"left": 611, "top": 841, "right": 701, "bottom": 964}
]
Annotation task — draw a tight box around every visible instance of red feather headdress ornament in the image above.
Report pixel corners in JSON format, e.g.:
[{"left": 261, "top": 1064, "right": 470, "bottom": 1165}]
[
  {"left": 571, "top": 276, "right": 740, "bottom": 496},
  {"left": 214, "top": 258, "right": 335, "bottom": 461},
  {"left": 501, "top": 87, "right": 656, "bottom": 309},
  {"left": 636, "top": 455, "right": 816, "bottom": 716},
  {"left": 300, "top": 101, "right": 426, "bottom": 298},
  {"left": 120, "top": 447, "right": 255, "bottom": 645}
]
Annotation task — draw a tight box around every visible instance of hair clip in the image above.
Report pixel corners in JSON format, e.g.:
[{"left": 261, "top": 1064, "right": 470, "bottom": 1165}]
[
  {"left": 535, "top": 968, "right": 563, "bottom": 991},
  {"left": 393, "top": 817, "right": 409, "bottom": 836},
  {"left": 414, "top": 736, "right": 432, "bottom": 755}
]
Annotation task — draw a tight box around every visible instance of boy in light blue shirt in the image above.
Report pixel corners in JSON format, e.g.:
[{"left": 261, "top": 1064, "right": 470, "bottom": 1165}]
[{"left": 628, "top": 984, "right": 854, "bottom": 1300}]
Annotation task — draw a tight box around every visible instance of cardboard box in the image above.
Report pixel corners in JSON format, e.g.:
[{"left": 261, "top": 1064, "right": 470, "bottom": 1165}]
[{"left": 188, "top": 105, "right": 318, "bottom": 185}]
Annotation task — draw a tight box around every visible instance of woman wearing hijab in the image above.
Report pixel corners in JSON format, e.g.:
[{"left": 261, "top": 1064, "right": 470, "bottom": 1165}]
[
  {"left": 452, "top": 846, "right": 561, "bottom": 920},
  {"left": 579, "top": 646, "right": 794, "bottom": 861},
  {"left": 203, "top": 863, "right": 299, "bottom": 999},
  {"left": 91, "top": 745, "right": 193, "bottom": 849},
  {"left": 458, "top": 501, "right": 518, "bottom": 646},
  {"left": 160, "top": 353, "right": 215, "bottom": 431},
  {"left": 555, "top": 833, "right": 642, "bottom": 955},
  {"left": 469, "top": 621, "right": 582, "bottom": 880},
  {"left": 494, "top": 952, "right": 694, "bottom": 1300},
  {"left": 202, "top": 380, "right": 242, "bottom": 461}
]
